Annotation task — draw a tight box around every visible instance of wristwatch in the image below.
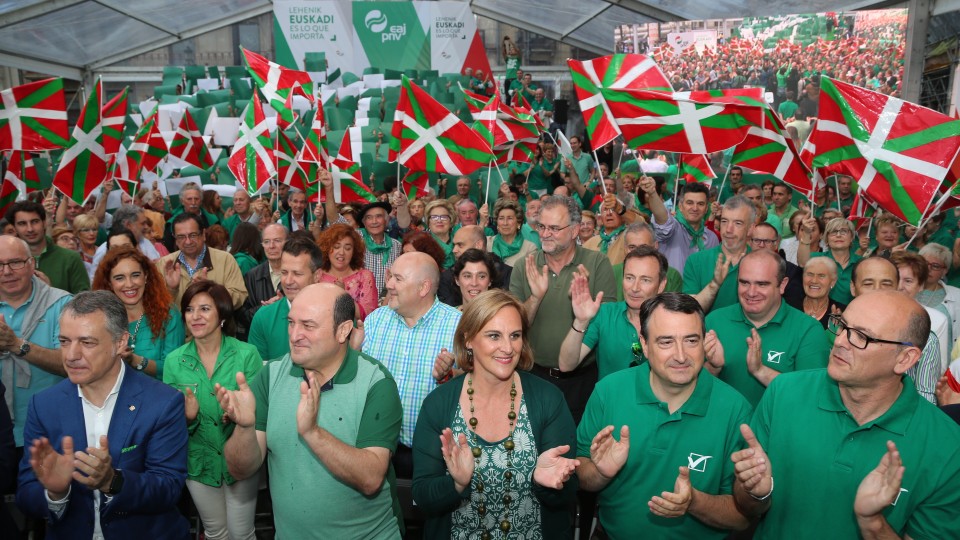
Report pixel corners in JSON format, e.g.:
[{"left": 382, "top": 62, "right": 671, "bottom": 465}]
[
  {"left": 135, "top": 356, "right": 149, "bottom": 371},
  {"left": 15, "top": 340, "right": 30, "bottom": 357},
  {"left": 104, "top": 469, "right": 124, "bottom": 495}
]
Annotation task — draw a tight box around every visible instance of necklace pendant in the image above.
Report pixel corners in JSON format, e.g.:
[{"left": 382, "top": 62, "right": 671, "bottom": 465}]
[{"left": 472, "top": 446, "right": 482, "bottom": 458}]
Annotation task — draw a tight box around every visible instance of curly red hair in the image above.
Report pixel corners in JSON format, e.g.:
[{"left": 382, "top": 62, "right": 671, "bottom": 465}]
[
  {"left": 317, "top": 223, "right": 366, "bottom": 271},
  {"left": 92, "top": 246, "right": 173, "bottom": 337},
  {"left": 402, "top": 230, "right": 446, "bottom": 269}
]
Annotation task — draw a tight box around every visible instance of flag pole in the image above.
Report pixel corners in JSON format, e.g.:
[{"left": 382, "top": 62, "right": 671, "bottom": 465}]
[
  {"left": 485, "top": 161, "right": 494, "bottom": 205},
  {"left": 904, "top": 185, "right": 955, "bottom": 249},
  {"left": 673, "top": 155, "right": 682, "bottom": 203},
  {"left": 592, "top": 150, "right": 607, "bottom": 195},
  {"left": 834, "top": 175, "right": 841, "bottom": 211}
]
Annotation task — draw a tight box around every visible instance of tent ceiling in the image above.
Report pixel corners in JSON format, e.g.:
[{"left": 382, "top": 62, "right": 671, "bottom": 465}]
[{"left": 0, "top": 0, "right": 920, "bottom": 78}]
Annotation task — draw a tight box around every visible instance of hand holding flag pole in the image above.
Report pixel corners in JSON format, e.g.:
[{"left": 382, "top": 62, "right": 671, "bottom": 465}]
[{"left": 592, "top": 150, "right": 607, "bottom": 195}]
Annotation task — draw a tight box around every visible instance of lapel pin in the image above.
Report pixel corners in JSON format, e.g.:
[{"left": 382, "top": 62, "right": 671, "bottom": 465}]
[{"left": 129, "top": 405, "right": 136, "bottom": 411}]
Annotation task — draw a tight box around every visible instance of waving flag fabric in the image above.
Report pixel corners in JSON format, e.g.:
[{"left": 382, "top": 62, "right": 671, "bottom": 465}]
[
  {"left": 678, "top": 154, "right": 716, "bottom": 184},
  {"left": 228, "top": 96, "right": 276, "bottom": 195},
  {"left": 733, "top": 106, "right": 815, "bottom": 197},
  {"left": 242, "top": 47, "right": 314, "bottom": 126},
  {"left": 101, "top": 87, "right": 129, "bottom": 156},
  {"left": 169, "top": 109, "right": 214, "bottom": 170},
  {"left": 53, "top": 79, "right": 107, "bottom": 205},
  {"left": 0, "top": 77, "right": 69, "bottom": 151},
  {"left": 330, "top": 129, "right": 376, "bottom": 204}
]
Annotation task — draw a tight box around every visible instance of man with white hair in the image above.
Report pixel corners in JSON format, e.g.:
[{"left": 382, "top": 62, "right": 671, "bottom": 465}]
[{"left": 91, "top": 205, "right": 160, "bottom": 270}]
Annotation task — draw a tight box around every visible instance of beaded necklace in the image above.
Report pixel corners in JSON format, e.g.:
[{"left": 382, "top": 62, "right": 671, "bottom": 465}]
[{"left": 466, "top": 375, "right": 517, "bottom": 539}]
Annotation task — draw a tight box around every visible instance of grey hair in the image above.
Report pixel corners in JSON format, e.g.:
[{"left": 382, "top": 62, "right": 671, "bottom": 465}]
[
  {"left": 919, "top": 243, "right": 952, "bottom": 272},
  {"left": 62, "top": 290, "right": 129, "bottom": 341},
  {"left": 804, "top": 256, "right": 838, "bottom": 280},
  {"left": 455, "top": 198, "right": 478, "bottom": 210},
  {"left": 541, "top": 195, "right": 582, "bottom": 224},
  {"left": 624, "top": 221, "right": 655, "bottom": 240},
  {"left": 180, "top": 182, "right": 202, "bottom": 196},
  {"left": 723, "top": 195, "right": 757, "bottom": 224},
  {"left": 113, "top": 204, "right": 143, "bottom": 229}
]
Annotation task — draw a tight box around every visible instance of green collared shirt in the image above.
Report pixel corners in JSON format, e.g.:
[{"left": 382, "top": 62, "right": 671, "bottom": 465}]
[
  {"left": 582, "top": 301, "right": 642, "bottom": 380},
  {"left": 682, "top": 245, "right": 748, "bottom": 313},
  {"left": 248, "top": 299, "right": 290, "bottom": 362}
]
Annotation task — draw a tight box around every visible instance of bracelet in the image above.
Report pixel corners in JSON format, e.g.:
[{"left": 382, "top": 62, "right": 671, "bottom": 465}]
[
  {"left": 571, "top": 322, "right": 585, "bottom": 334},
  {"left": 749, "top": 477, "right": 774, "bottom": 501},
  {"left": 135, "top": 356, "right": 149, "bottom": 371}
]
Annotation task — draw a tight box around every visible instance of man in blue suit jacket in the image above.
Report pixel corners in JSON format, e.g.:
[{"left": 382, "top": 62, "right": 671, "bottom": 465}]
[{"left": 15, "top": 291, "right": 189, "bottom": 539}]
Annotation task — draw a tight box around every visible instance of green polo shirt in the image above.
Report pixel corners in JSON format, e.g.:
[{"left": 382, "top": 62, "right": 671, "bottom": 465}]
[
  {"left": 560, "top": 151, "right": 595, "bottom": 188},
  {"left": 36, "top": 238, "right": 89, "bottom": 294},
  {"left": 248, "top": 299, "right": 290, "bottom": 362},
  {"left": 582, "top": 301, "right": 642, "bottom": 380},
  {"left": 810, "top": 250, "right": 861, "bottom": 305},
  {"left": 510, "top": 246, "right": 616, "bottom": 368},
  {"left": 520, "top": 222, "right": 541, "bottom": 248},
  {"left": 682, "top": 246, "right": 745, "bottom": 313},
  {"left": 577, "top": 363, "right": 752, "bottom": 539},
  {"left": 613, "top": 263, "right": 682, "bottom": 301},
  {"left": 752, "top": 370, "right": 960, "bottom": 540},
  {"left": 705, "top": 300, "right": 830, "bottom": 406},
  {"left": 767, "top": 204, "right": 798, "bottom": 238}
]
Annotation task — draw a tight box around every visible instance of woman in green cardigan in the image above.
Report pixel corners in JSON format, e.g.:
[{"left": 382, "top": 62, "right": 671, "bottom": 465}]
[
  {"left": 163, "top": 280, "right": 263, "bottom": 540},
  {"left": 412, "top": 289, "right": 579, "bottom": 539}
]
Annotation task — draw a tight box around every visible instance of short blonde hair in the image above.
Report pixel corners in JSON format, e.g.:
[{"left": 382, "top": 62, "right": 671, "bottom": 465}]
[
  {"left": 425, "top": 199, "right": 455, "bottom": 220},
  {"left": 454, "top": 290, "right": 534, "bottom": 372},
  {"left": 72, "top": 213, "right": 99, "bottom": 231},
  {"left": 824, "top": 217, "right": 855, "bottom": 237}
]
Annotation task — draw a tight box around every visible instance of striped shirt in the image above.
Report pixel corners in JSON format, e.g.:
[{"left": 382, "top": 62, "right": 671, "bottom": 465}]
[{"left": 362, "top": 298, "right": 462, "bottom": 446}]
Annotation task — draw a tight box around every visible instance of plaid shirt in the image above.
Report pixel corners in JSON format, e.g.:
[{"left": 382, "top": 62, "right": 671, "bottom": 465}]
[
  {"left": 362, "top": 298, "right": 461, "bottom": 446},
  {"left": 365, "top": 238, "right": 403, "bottom": 295}
]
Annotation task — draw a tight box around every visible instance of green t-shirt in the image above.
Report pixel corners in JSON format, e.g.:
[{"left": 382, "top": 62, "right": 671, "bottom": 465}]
[
  {"left": 248, "top": 299, "right": 290, "bottom": 362},
  {"left": 509, "top": 247, "right": 616, "bottom": 368},
  {"left": 505, "top": 56, "right": 520, "bottom": 79},
  {"left": 777, "top": 100, "right": 798, "bottom": 120},
  {"left": 560, "top": 152, "right": 595, "bottom": 188},
  {"left": 810, "top": 250, "right": 862, "bottom": 305},
  {"left": 682, "top": 246, "right": 745, "bottom": 313},
  {"left": 582, "top": 301, "right": 642, "bottom": 380},
  {"left": 767, "top": 204, "right": 798, "bottom": 238},
  {"left": 577, "top": 363, "right": 752, "bottom": 539},
  {"left": 751, "top": 370, "right": 960, "bottom": 540},
  {"left": 705, "top": 300, "right": 830, "bottom": 406}
]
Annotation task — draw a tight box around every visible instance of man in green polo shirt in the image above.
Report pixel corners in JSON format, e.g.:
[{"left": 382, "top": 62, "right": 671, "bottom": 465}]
[
  {"left": 220, "top": 283, "right": 403, "bottom": 538},
  {"left": 613, "top": 222, "right": 682, "bottom": 299},
  {"left": 706, "top": 250, "right": 830, "bottom": 406},
  {"left": 6, "top": 200, "right": 89, "bottom": 294},
  {"left": 249, "top": 236, "right": 322, "bottom": 362},
  {"left": 683, "top": 195, "right": 755, "bottom": 313},
  {"left": 578, "top": 293, "right": 752, "bottom": 538},
  {"left": 559, "top": 246, "right": 667, "bottom": 380},
  {"left": 732, "top": 291, "right": 960, "bottom": 539},
  {"left": 767, "top": 183, "right": 799, "bottom": 239}
]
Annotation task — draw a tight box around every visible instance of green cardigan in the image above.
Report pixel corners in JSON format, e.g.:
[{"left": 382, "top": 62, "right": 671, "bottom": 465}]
[{"left": 412, "top": 371, "right": 578, "bottom": 539}]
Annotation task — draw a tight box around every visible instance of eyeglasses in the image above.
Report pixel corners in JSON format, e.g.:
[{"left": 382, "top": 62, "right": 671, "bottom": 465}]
[
  {"left": 749, "top": 238, "right": 778, "bottom": 247},
  {"left": 827, "top": 314, "right": 913, "bottom": 350},
  {"left": 0, "top": 259, "right": 29, "bottom": 271},
  {"left": 536, "top": 223, "right": 573, "bottom": 235},
  {"left": 828, "top": 229, "right": 852, "bottom": 237},
  {"left": 174, "top": 232, "right": 202, "bottom": 242},
  {"left": 928, "top": 262, "right": 947, "bottom": 271},
  {"left": 429, "top": 215, "right": 452, "bottom": 222}
]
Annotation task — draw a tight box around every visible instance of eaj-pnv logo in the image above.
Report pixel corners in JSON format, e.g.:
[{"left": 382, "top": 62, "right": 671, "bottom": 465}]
[{"left": 363, "top": 9, "right": 407, "bottom": 42}]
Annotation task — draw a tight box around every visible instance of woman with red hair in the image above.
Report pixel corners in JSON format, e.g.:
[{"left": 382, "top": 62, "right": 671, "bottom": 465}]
[
  {"left": 92, "top": 246, "right": 185, "bottom": 378},
  {"left": 401, "top": 230, "right": 447, "bottom": 270},
  {"left": 317, "top": 223, "right": 378, "bottom": 319}
]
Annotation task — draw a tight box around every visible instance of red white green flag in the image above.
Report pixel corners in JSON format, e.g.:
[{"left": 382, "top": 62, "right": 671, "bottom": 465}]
[
  {"left": 169, "top": 109, "right": 214, "bottom": 169},
  {"left": 229, "top": 96, "right": 277, "bottom": 196},
  {"left": 329, "top": 129, "right": 376, "bottom": 204},
  {"left": 0, "top": 77, "right": 69, "bottom": 151},
  {"left": 678, "top": 154, "right": 716, "bottom": 184},
  {"left": 0, "top": 171, "right": 20, "bottom": 217},
  {"left": 807, "top": 77, "right": 960, "bottom": 225},
  {"left": 114, "top": 177, "right": 139, "bottom": 198},
  {"left": 567, "top": 54, "right": 672, "bottom": 148},
  {"left": 472, "top": 95, "right": 540, "bottom": 166},
  {"left": 124, "top": 107, "right": 168, "bottom": 178},
  {"left": 458, "top": 83, "right": 490, "bottom": 118},
  {"left": 401, "top": 170, "right": 429, "bottom": 200},
  {"left": 5, "top": 150, "right": 41, "bottom": 193},
  {"left": 299, "top": 108, "right": 329, "bottom": 165},
  {"left": 276, "top": 130, "right": 307, "bottom": 192},
  {"left": 848, "top": 190, "right": 878, "bottom": 230},
  {"left": 242, "top": 47, "right": 314, "bottom": 126},
  {"left": 101, "top": 87, "right": 129, "bottom": 156},
  {"left": 53, "top": 79, "right": 107, "bottom": 205},
  {"left": 732, "top": 106, "right": 815, "bottom": 198},
  {"left": 602, "top": 87, "right": 763, "bottom": 155},
  {"left": 390, "top": 76, "right": 495, "bottom": 175}
]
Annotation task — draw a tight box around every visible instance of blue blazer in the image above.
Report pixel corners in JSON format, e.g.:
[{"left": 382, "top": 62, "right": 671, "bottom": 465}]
[{"left": 16, "top": 365, "right": 190, "bottom": 539}]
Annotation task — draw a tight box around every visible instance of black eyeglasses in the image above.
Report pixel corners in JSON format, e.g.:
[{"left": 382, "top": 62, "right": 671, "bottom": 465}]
[
  {"left": 0, "top": 259, "right": 29, "bottom": 271},
  {"left": 536, "top": 223, "right": 573, "bottom": 235},
  {"left": 827, "top": 314, "right": 914, "bottom": 350}
]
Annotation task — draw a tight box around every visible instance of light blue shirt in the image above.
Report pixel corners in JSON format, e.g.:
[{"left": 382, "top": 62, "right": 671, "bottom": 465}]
[
  {"left": 362, "top": 298, "right": 461, "bottom": 446},
  {"left": 1, "top": 286, "right": 72, "bottom": 446}
]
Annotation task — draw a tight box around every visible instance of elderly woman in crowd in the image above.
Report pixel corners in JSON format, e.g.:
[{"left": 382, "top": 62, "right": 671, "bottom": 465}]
[
  {"left": 856, "top": 214, "right": 901, "bottom": 257},
  {"left": 787, "top": 256, "right": 844, "bottom": 329},
  {"left": 92, "top": 246, "right": 185, "bottom": 378},
  {"left": 317, "top": 223, "right": 378, "bottom": 320},
  {"left": 798, "top": 216, "right": 861, "bottom": 305},
  {"left": 487, "top": 199, "right": 536, "bottom": 268},
  {"left": 413, "top": 289, "right": 579, "bottom": 539},
  {"left": 52, "top": 225, "right": 78, "bottom": 252},
  {"left": 163, "top": 280, "right": 262, "bottom": 540},
  {"left": 425, "top": 199, "right": 457, "bottom": 268},
  {"left": 579, "top": 210, "right": 597, "bottom": 246},
  {"left": 917, "top": 243, "right": 960, "bottom": 342}
]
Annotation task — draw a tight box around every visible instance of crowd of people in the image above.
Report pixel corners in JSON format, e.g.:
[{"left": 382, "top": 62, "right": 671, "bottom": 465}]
[{"left": 1, "top": 122, "right": 960, "bottom": 539}]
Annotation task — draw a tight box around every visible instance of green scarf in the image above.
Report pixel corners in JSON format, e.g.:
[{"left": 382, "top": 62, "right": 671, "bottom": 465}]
[
  {"left": 431, "top": 232, "right": 455, "bottom": 268},
  {"left": 598, "top": 225, "right": 625, "bottom": 254},
  {"left": 361, "top": 228, "right": 391, "bottom": 267},
  {"left": 492, "top": 234, "right": 524, "bottom": 260},
  {"left": 676, "top": 212, "right": 706, "bottom": 250}
]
